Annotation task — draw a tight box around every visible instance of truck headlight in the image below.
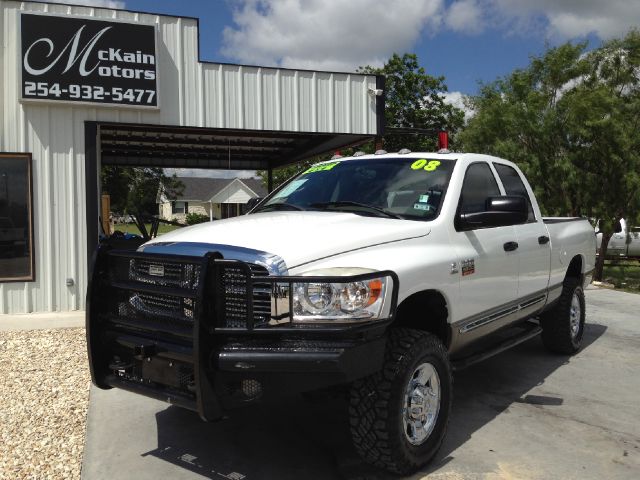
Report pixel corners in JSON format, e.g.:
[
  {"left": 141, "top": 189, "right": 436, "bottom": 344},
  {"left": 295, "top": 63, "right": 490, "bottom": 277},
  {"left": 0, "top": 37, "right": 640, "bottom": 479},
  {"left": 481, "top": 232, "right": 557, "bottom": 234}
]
[
  {"left": 291, "top": 271, "right": 389, "bottom": 323},
  {"left": 296, "top": 282, "right": 336, "bottom": 314}
]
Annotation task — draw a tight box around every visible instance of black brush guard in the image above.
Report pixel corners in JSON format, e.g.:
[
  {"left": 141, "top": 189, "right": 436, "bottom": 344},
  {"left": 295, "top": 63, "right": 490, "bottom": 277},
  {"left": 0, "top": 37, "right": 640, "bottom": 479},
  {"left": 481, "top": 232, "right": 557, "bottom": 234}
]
[{"left": 87, "top": 246, "right": 398, "bottom": 420}]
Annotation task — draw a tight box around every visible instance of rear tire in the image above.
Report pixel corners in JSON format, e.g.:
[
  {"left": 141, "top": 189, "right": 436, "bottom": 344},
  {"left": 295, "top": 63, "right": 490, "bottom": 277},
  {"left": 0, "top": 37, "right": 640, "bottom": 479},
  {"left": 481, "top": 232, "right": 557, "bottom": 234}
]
[
  {"left": 349, "top": 328, "right": 452, "bottom": 475},
  {"left": 540, "top": 277, "right": 585, "bottom": 354}
]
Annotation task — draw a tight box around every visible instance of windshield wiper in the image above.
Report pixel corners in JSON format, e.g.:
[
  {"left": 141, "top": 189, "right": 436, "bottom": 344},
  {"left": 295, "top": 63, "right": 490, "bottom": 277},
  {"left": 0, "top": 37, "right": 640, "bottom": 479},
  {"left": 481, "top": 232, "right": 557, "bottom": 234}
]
[
  {"left": 310, "top": 201, "right": 402, "bottom": 219},
  {"left": 253, "top": 202, "right": 306, "bottom": 212}
]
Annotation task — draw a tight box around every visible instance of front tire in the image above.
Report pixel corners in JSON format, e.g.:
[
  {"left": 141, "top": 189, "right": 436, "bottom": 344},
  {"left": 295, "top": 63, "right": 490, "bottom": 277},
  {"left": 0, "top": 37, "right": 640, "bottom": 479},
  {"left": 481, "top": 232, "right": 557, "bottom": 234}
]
[
  {"left": 349, "top": 328, "right": 452, "bottom": 475},
  {"left": 540, "top": 277, "right": 585, "bottom": 354}
]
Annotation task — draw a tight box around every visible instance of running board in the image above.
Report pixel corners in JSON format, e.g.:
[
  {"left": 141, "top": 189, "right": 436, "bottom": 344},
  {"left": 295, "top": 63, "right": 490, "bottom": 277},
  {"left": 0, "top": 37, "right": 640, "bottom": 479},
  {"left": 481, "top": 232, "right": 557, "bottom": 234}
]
[{"left": 452, "top": 324, "right": 542, "bottom": 371}]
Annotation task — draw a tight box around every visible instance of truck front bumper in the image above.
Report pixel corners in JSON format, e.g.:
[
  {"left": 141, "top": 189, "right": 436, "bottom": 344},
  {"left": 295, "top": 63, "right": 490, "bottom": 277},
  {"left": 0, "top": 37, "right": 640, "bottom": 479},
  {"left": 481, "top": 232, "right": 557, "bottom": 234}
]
[{"left": 87, "top": 247, "right": 396, "bottom": 421}]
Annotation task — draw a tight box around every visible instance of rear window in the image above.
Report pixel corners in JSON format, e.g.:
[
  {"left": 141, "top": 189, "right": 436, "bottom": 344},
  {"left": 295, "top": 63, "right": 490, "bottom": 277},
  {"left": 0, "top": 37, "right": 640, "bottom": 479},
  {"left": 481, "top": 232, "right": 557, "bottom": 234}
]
[{"left": 493, "top": 163, "right": 536, "bottom": 222}]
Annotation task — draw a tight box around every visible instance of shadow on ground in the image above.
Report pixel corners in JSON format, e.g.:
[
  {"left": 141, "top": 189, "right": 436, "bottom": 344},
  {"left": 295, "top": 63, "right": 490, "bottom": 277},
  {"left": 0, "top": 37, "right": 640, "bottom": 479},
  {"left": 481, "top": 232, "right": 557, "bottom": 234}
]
[{"left": 142, "top": 323, "right": 607, "bottom": 480}]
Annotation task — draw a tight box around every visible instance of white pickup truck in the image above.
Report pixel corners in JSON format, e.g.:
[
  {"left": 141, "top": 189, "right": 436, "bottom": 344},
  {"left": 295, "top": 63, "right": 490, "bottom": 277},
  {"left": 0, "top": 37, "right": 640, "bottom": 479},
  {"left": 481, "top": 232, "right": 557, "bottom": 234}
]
[
  {"left": 597, "top": 218, "right": 640, "bottom": 259},
  {"left": 87, "top": 151, "right": 596, "bottom": 475}
]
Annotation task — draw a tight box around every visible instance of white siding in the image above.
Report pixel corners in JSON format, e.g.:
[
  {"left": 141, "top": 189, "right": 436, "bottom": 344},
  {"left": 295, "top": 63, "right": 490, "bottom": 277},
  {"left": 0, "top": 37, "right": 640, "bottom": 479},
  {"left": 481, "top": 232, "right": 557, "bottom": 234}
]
[
  {"left": 209, "top": 181, "right": 256, "bottom": 205},
  {"left": 0, "top": 0, "right": 380, "bottom": 314}
]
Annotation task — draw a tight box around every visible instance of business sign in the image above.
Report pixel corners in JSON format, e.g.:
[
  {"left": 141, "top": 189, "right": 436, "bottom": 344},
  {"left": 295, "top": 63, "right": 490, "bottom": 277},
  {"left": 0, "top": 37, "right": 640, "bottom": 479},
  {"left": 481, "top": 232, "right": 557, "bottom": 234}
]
[{"left": 20, "top": 13, "right": 158, "bottom": 108}]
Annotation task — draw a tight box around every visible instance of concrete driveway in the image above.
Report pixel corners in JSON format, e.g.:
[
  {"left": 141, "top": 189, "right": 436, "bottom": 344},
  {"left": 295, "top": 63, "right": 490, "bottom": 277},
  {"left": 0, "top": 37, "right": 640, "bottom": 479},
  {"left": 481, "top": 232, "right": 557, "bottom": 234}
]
[{"left": 81, "top": 287, "right": 640, "bottom": 480}]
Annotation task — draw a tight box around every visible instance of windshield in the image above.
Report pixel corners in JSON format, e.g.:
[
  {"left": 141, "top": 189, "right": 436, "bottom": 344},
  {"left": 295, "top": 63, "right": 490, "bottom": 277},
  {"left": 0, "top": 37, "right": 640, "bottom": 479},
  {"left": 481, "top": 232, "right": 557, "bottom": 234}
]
[{"left": 255, "top": 157, "right": 456, "bottom": 221}]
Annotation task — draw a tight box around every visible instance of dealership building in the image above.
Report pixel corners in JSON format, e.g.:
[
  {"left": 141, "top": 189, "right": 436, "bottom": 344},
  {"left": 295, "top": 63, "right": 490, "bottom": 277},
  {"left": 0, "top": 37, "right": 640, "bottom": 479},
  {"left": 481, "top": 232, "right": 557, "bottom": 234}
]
[{"left": 0, "top": 0, "right": 383, "bottom": 314}]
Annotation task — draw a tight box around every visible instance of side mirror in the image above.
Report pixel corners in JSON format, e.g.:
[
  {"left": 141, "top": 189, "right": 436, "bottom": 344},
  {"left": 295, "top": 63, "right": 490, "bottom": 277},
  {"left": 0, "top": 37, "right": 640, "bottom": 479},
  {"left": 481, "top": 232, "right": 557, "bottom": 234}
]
[
  {"left": 614, "top": 220, "right": 622, "bottom": 233},
  {"left": 246, "top": 197, "right": 263, "bottom": 211},
  {"left": 457, "top": 196, "right": 528, "bottom": 230}
]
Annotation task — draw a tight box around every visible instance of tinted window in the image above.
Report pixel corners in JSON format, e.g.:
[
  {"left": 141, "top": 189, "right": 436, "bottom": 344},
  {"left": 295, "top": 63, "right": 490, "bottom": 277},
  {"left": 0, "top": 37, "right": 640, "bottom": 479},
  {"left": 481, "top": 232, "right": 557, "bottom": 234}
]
[
  {"left": 459, "top": 162, "right": 501, "bottom": 215},
  {"left": 494, "top": 163, "right": 535, "bottom": 222},
  {"left": 0, "top": 154, "right": 34, "bottom": 282}
]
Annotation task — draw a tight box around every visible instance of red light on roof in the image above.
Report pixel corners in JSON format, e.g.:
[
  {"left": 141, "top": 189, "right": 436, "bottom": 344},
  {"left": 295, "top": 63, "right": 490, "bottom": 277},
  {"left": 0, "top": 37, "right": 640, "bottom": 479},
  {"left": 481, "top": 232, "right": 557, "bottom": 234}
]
[{"left": 438, "top": 131, "right": 449, "bottom": 151}]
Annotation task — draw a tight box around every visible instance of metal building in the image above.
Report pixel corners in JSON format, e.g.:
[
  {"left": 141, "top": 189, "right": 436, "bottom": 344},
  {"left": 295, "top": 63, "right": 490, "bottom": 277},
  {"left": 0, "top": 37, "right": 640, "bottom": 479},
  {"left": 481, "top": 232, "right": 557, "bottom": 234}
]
[{"left": 0, "top": 0, "right": 383, "bottom": 314}]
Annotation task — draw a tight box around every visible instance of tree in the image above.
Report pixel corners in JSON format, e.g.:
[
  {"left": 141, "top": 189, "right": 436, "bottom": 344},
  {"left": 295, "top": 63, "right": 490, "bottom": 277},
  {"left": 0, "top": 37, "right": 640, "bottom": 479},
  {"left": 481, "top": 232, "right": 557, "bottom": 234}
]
[
  {"left": 565, "top": 31, "right": 640, "bottom": 280},
  {"left": 459, "top": 43, "right": 591, "bottom": 216},
  {"left": 359, "top": 53, "right": 465, "bottom": 152},
  {"left": 460, "top": 32, "right": 640, "bottom": 281},
  {"left": 101, "top": 166, "right": 184, "bottom": 218}
]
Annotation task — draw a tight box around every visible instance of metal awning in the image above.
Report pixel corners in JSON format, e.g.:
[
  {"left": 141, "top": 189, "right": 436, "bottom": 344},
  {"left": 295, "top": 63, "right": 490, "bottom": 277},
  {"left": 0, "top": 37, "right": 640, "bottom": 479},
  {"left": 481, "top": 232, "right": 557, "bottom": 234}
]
[{"left": 98, "top": 123, "right": 375, "bottom": 170}]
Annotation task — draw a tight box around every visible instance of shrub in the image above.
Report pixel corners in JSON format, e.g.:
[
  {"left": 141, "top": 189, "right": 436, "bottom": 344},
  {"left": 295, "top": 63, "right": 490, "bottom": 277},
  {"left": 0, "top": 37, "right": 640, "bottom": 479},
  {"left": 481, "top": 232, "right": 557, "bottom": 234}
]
[{"left": 186, "top": 213, "right": 210, "bottom": 225}]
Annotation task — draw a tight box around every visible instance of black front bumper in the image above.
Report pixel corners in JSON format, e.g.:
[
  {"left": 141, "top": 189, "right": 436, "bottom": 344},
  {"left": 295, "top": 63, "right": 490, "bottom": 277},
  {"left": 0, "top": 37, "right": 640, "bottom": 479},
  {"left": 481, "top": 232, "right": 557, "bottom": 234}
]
[{"left": 87, "top": 247, "right": 396, "bottom": 421}]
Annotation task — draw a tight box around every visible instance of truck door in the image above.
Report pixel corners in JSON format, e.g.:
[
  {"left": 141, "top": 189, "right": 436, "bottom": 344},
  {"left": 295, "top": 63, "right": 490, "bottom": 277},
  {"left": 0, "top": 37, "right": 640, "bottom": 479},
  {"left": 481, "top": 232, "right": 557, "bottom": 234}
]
[
  {"left": 493, "top": 163, "right": 551, "bottom": 302},
  {"left": 452, "top": 162, "right": 519, "bottom": 337}
]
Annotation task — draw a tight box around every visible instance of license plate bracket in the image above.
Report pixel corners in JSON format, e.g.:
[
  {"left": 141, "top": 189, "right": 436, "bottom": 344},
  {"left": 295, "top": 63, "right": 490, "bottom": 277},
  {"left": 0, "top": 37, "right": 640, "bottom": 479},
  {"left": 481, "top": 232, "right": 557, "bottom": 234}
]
[{"left": 142, "top": 357, "right": 181, "bottom": 388}]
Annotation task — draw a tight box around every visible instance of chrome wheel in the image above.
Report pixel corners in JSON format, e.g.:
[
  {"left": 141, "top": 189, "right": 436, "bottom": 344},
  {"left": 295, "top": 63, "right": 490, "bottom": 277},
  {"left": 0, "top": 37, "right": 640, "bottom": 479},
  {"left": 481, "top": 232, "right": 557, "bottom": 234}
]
[
  {"left": 402, "top": 362, "right": 440, "bottom": 446},
  {"left": 570, "top": 292, "right": 581, "bottom": 338}
]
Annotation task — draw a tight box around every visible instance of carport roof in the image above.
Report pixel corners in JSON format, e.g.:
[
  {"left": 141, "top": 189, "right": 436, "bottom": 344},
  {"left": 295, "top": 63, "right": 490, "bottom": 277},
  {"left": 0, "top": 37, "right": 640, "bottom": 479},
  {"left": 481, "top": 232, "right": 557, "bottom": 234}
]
[{"left": 97, "top": 122, "right": 375, "bottom": 170}]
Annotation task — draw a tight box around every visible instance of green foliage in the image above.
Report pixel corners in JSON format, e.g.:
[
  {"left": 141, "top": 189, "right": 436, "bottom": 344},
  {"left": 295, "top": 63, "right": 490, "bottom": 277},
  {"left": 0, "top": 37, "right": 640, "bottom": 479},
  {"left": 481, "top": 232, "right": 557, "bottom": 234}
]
[
  {"left": 358, "top": 53, "right": 465, "bottom": 152},
  {"left": 101, "top": 167, "right": 184, "bottom": 217},
  {"left": 459, "top": 32, "right": 640, "bottom": 279},
  {"left": 186, "top": 212, "right": 210, "bottom": 225}
]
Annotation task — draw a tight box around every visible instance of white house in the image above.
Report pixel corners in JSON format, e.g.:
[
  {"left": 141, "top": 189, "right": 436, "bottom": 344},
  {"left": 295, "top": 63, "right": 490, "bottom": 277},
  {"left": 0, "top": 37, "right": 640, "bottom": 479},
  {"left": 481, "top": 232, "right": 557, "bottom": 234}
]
[{"left": 158, "top": 177, "right": 267, "bottom": 222}]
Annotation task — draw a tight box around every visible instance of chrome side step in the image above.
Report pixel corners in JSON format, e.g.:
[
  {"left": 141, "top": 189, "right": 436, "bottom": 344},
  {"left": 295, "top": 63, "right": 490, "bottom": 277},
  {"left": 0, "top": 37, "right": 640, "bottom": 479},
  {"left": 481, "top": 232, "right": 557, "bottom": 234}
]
[{"left": 452, "top": 323, "right": 542, "bottom": 371}]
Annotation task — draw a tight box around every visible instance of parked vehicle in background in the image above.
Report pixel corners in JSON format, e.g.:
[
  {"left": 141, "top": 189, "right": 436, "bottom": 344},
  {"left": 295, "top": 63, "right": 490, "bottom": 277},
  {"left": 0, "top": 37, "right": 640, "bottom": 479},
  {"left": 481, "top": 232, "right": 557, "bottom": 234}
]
[
  {"left": 87, "top": 151, "right": 596, "bottom": 475},
  {"left": 596, "top": 219, "right": 640, "bottom": 259},
  {"left": 0, "top": 217, "right": 25, "bottom": 256}
]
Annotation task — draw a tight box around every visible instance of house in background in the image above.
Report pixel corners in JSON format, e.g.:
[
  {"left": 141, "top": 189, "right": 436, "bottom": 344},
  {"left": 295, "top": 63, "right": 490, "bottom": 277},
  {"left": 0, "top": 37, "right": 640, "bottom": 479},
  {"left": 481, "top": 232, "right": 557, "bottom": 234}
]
[{"left": 158, "top": 177, "right": 267, "bottom": 222}]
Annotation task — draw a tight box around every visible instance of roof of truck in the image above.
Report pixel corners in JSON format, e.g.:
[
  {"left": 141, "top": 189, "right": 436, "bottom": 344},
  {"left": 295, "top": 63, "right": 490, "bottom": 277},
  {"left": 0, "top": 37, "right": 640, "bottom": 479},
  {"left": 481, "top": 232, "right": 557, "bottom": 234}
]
[{"left": 318, "top": 151, "right": 513, "bottom": 167}]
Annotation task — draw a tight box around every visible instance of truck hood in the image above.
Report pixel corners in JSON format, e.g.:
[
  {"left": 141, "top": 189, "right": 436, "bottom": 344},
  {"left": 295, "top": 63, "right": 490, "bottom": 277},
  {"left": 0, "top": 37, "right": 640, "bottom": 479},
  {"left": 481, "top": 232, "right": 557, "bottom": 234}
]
[{"left": 142, "top": 211, "right": 430, "bottom": 270}]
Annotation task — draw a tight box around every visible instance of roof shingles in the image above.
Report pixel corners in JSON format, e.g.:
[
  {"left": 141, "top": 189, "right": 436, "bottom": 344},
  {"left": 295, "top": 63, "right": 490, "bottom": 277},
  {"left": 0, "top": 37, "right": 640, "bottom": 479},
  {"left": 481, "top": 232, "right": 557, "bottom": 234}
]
[{"left": 163, "top": 177, "right": 267, "bottom": 202}]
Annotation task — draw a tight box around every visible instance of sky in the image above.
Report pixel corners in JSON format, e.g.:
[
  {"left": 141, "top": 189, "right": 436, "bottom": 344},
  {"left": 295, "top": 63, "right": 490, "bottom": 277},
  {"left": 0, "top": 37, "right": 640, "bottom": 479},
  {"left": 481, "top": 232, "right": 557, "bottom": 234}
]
[
  {"left": 67, "top": 0, "right": 639, "bottom": 177},
  {"left": 71, "top": 0, "right": 639, "bottom": 99}
]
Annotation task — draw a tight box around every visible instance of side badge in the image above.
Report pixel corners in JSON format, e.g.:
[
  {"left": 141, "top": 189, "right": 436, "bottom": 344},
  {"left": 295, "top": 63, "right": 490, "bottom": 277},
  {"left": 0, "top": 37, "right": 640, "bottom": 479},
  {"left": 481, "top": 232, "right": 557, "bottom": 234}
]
[
  {"left": 450, "top": 262, "right": 459, "bottom": 274},
  {"left": 461, "top": 259, "right": 475, "bottom": 276}
]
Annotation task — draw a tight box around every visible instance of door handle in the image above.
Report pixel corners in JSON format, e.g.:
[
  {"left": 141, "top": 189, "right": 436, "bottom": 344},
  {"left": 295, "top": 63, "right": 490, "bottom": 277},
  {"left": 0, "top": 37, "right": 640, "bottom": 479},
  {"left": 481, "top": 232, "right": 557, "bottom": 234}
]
[
  {"left": 504, "top": 241, "right": 519, "bottom": 252},
  {"left": 538, "top": 235, "right": 550, "bottom": 245}
]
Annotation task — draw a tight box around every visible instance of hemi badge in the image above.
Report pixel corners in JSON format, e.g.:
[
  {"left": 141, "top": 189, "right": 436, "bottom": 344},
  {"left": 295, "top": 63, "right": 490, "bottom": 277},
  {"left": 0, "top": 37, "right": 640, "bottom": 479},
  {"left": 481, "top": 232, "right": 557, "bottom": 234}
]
[{"left": 148, "top": 264, "right": 165, "bottom": 277}]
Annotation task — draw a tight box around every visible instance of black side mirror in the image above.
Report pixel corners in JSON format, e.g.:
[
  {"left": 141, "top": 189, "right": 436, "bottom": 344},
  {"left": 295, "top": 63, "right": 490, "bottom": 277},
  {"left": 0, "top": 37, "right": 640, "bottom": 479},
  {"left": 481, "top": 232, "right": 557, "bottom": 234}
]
[
  {"left": 458, "top": 196, "right": 528, "bottom": 230},
  {"left": 246, "top": 197, "right": 263, "bottom": 211},
  {"left": 614, "top": 220, "right": 622, "bottom": 233}
]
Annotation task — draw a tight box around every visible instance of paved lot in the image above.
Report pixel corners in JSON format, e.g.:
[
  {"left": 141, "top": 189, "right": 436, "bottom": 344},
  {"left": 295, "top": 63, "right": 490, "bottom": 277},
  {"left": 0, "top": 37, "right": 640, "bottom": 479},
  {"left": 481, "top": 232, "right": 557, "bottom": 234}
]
[{"left": 81, "top": 287, "right": 640, "bottom": 480}]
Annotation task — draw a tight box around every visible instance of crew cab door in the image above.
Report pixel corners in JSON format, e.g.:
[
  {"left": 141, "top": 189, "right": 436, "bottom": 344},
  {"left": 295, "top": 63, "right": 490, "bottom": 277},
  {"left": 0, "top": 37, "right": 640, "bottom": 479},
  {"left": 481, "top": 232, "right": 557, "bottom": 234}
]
[
  {"left": 493, "top": 162, "right": 551, "bottom": 303},
  {"left": 451, "top": 162, "right": 519, "bottom": 340}
]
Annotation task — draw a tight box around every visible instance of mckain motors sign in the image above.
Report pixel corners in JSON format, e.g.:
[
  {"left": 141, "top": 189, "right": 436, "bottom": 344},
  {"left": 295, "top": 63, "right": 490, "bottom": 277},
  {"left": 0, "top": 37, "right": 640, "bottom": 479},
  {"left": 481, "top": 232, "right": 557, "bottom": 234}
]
[{"left": 21, "top": 13, "right": 158, "bottom": 107}]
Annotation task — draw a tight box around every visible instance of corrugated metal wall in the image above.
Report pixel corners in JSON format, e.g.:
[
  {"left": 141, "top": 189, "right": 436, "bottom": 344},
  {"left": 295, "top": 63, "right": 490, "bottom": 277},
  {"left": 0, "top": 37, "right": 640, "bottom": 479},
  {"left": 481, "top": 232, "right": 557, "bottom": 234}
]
[{"left": 0, "top": 0, "right": 380, "bottom": 314}]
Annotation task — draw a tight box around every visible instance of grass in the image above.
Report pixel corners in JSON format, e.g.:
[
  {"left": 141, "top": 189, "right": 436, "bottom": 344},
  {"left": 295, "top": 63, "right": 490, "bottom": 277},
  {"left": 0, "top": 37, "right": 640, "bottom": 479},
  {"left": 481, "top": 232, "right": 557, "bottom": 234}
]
[
  {"left": 602, "top": 259, "right": 640, "bottom": 294},
  {"left": 113, "top": 223, "right": 183, "bottom": 237}
]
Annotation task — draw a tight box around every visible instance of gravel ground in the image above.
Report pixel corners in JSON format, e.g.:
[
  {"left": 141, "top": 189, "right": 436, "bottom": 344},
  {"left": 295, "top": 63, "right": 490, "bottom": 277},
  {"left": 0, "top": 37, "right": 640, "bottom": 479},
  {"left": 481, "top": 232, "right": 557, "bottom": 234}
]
[{"left": 0, "top": 328, "right": 90, "bottom": 480}]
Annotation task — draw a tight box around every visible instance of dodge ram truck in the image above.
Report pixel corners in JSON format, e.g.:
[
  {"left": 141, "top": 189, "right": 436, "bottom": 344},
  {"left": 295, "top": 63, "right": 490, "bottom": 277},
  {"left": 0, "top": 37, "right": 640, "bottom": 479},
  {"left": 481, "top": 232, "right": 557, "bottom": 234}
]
[{"left": 87, "top": 151, "right": 596, "bottom": 474}]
